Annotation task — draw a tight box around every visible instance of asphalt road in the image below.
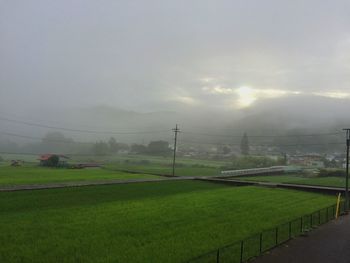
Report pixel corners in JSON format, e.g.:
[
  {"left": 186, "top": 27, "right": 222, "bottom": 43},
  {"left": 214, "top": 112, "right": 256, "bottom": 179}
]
[{"left": 253, "top": 214, "right": 350, "bottom": 263}]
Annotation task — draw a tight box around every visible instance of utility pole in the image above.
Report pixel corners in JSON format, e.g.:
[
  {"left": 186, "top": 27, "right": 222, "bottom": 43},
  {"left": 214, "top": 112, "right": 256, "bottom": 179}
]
[
  {"left": 343, "top": 129, "right": 350, "bottom": 211},
  {"left": 172, "top": 124, "right": 180, "bottom": 177}
]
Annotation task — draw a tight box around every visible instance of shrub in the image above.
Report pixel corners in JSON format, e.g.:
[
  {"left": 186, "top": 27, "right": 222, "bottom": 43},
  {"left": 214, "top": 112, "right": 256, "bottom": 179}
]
[
  {"left": 47, "top": 155, "right": 60, "bottom": 167},
  {"left": 318, "top": 169, "right": 346, "bottom": 177}
]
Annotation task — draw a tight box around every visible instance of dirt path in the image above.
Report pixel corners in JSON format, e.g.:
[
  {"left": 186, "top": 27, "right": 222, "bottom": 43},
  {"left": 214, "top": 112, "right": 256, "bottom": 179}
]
[
  {"left": 0, "top": 177, "right": 194, "bottom": 192},
  {"left": 253, "top": 214, "right": 350, "bottom": 263}
]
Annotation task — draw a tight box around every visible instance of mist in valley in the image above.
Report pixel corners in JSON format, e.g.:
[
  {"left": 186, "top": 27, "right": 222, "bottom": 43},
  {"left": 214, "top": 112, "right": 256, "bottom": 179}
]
[{"left": 1, "top": 0, "right": 350, "bottom": 156}]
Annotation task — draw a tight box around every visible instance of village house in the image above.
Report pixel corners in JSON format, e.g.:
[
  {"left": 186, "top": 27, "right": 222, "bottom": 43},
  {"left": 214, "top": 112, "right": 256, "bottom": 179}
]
[{"left": 287, "top": 154, "right": 325, "bottom": 168}]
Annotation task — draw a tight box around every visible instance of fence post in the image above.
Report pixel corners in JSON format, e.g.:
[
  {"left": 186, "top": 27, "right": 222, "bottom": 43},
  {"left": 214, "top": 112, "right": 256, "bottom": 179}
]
[
  {"left": 190, "top": 204, "right": 345, "bottom": 263},
  {"left": 300, "top": 216, "right": 303, "bottom": 233},
  {"left": 289, "top": 221, "right": 292, "bottom": 239},
  {"left": 275, "top": 227, "right": 278, "bottom": 245},
  {"left": 310, "top": 213, "right": 313, "bottom": 228},
  {"left": 318, "top": 210, "right": 321, "bottom": 225},
  {"left": 240, "top": 240, "right": 244, "bottom": 263},
  {"left": 259, "top": 233, "right": 263, "bottom": 254}
]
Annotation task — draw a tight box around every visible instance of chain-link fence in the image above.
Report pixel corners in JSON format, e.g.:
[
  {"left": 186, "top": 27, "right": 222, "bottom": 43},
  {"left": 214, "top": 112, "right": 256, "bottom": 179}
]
[{"left": 188, "top": 201, "right": 346, "bottom": 263}]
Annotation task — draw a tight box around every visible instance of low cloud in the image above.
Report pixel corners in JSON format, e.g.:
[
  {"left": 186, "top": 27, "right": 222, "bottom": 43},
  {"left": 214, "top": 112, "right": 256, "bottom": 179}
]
[
  {"left": 1, "top": 0, "right": 350, "bottom": 116},
  {"left": 313, "top": 91, "right": 350, "bottom": 99}
]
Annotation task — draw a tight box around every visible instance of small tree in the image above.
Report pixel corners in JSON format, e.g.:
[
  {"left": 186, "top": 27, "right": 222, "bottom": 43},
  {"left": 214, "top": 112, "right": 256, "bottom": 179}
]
[
  {"left": 147, "top": 141, "right": 171, "bottom": 155},
  {"left": 92, "top": 141, "right": 110, "bottom": 156},
  {"left": 47, "top": 155, "right": 59, "bottom": 167},
  {"left": 130, "top": 144, "right": 147, "bottom": 154},
  {"left": 222, "top": 146, "right": 231, "bottom": 155},
  {"left": 107, "top": 137, "right": 130, "bottom": 153},
  {"left": 240, "top": 132, "right": 249, "bottom": 155},
  {"left": 108, "top": 137, "right": 118, "bottom": 153}
]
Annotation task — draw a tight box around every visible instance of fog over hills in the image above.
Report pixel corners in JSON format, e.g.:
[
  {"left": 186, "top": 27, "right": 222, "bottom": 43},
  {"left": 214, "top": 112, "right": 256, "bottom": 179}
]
[
  {"left": 1, "top": 95, "right": 348, "bottom": 147},
  {"left": 230, "top": 95, "right": 350, "bottom": 132},
  {"left": 1, "top": 0, "right": 350, "bottom": 153}
]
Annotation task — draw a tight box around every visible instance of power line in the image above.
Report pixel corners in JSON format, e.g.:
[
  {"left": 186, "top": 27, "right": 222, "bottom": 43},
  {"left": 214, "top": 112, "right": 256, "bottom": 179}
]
[
  {"left": 0, "top": 115, "right": 344, "bottom": 138},
  {"left": 0, "top": 139, "right": 344, "bottom": 158},
  {"left": 0, "top": 130, "right": 344, "bottom": 149},
  {"left": 1, "top": 114, "right": 346, "bottom": 139},
  {"left": 0, "top": 116, "right": 171, "bottom": 135},
  {"left": 0, "top": 131, "right": 174, "bottom": 146},
  {"left": 0, "top": 151, "right": 98, "bottom": 157},
  {"left": 179, "top": 140, "right": 343, "bottom": 147},
  {"left": 181, "top": 131, "right": 343, "bottom": 138},
  {"left": 0, "top": 131, "right": 93, "bottom": 145},
  {"left": 0, "top": 149, "right": 176, "bottom": 157}
]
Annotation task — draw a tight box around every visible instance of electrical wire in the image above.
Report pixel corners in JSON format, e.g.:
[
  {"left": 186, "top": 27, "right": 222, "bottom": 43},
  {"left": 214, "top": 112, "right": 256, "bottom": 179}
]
[
  {"left": 0, "top": 116, "right": 171, "bottom": 135},
  {"left": 181, "top": 131, "right": 343, "bottom": 138}
]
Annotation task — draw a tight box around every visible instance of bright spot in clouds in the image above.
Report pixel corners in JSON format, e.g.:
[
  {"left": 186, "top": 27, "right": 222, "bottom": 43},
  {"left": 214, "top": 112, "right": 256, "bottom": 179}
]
[
  {"left": 202, "top": 85, "right": 234, "bottom": 94},
  {"left": 201, "top": 82, "right": 350, "bottom": 109},
  {"left": 234, "top": 87, "right": 290, "bottom": 108},
  {"left": 203, "top": 85, "right": 301, "bottom": 108},
  {"left": 236, "top": 87, "right": 257, "bottom": 108}
]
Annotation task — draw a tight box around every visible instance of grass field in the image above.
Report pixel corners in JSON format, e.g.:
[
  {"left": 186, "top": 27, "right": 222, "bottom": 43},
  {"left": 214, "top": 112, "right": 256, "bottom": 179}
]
[
  {"left": 1, "top": 153, "right": 225, "bottom": 177},
  {"left": 0, "top": 153, "right": 229, "bottom": 167},
  {"left": 237, "top": 175, "right": 347, "bottom": 188},
  {"left": 0, "top": 180, "right": 335, "bottom": 262},
  {"left": 84, "top": 154, "right": 224, "bottom": 177},
  {"left": 0, "top": 165, "right": 160, "bottom": 186}
]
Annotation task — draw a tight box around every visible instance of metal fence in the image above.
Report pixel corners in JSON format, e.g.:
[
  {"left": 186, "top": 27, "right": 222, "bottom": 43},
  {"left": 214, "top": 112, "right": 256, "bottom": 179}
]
[{"left": 188, "top": 201, "right": 347, "bottom": 263}]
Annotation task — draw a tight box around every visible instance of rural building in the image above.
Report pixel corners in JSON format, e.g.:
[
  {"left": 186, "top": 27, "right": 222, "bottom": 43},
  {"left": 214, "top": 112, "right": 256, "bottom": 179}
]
[
  {"left": 10, "top": 160, "right": 22, "bottom": 166},
  {"left": 287, "top": 154, "right": 325, "bottom": 168},
  {"left": 38, "top": 154, "right": 69, "bottom": 167}
]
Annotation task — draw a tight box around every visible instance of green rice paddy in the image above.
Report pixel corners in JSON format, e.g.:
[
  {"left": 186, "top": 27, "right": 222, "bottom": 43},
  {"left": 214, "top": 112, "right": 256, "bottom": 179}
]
[
  {"left": 0, "top": 180, "right": 335, "bottom": 263},
  {"left": 0, "top": 165, "right": 159, "bottom": 186}
]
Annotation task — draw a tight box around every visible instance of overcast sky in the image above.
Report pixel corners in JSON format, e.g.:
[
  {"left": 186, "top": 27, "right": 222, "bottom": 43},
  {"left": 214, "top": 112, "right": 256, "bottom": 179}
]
[{"left": 1, "top": 0, "right": 350, "bottom": 115}]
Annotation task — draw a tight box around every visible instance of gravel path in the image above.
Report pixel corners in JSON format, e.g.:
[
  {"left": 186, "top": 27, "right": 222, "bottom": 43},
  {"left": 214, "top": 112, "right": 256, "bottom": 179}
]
[{"left": 253, "top": 214, "right": 350, "bottom": 263}]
